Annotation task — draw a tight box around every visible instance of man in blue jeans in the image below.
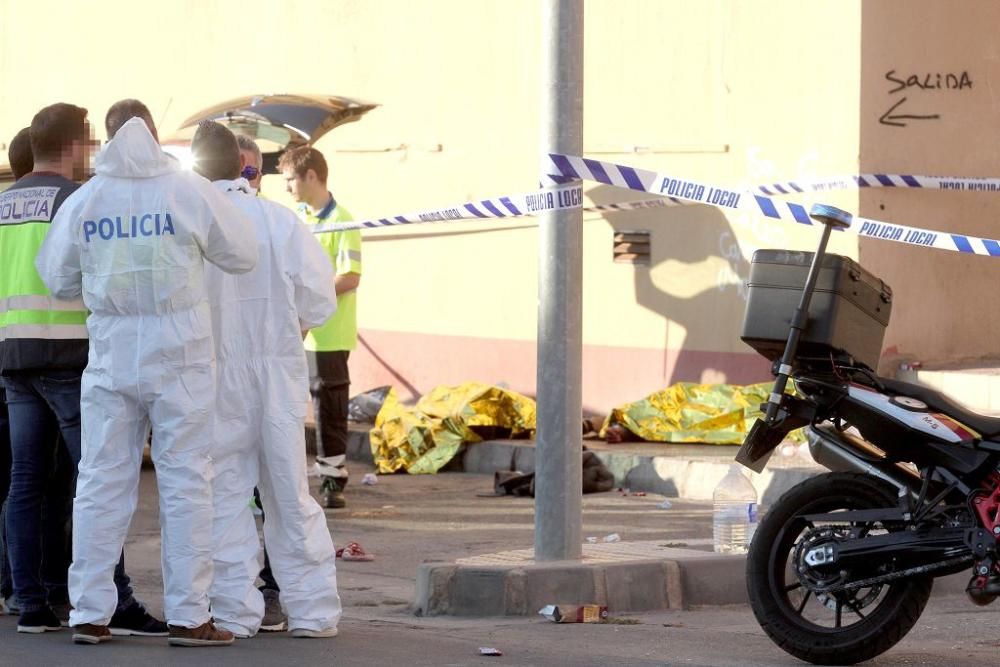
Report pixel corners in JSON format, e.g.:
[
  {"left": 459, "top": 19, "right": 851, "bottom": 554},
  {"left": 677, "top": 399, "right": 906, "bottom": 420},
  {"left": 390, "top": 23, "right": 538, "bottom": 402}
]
[
  {"left": 0, "top": 385, "right": 11, "bottom": 613},
  {"left": 0, "top": 103, "right": 165, "bottom": 635},
  {"left": 1, "top": 126, "right": 34, "bottom": 615},
  {"left": 1, "top": 126, "right": 74, "bottom": 619}
]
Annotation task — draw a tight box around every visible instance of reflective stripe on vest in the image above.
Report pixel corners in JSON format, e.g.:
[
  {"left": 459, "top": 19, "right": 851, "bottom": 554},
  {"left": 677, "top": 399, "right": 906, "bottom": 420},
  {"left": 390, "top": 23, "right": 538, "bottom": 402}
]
[
  {"left": 0, "top": 323, "right": 89, "bottom": 342},
  {"left": 0, "top": 294, "right": 86, "bottom": 312},
  {"left": 0, "top": 294, "right": 88, "bottom": 341}
]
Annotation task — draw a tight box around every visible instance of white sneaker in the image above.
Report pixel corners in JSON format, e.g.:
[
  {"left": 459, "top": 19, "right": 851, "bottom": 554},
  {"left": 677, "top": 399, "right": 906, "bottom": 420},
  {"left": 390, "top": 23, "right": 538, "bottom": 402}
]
[{"left": 290, "top": 626, "right": 338, "bottom": 638}]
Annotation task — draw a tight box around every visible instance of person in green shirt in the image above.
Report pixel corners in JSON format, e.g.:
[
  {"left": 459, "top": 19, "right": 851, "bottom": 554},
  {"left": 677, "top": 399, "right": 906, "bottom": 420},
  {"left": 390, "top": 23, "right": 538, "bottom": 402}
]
[{"left": 278, "top": 146, "right": 360, "bottom": 509}]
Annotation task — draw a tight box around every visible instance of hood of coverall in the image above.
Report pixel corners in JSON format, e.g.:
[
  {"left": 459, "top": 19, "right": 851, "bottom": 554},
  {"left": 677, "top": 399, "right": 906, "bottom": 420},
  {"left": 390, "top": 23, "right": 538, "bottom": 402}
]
[{"left": 95, "top": 117, "right": 178, "bottom": 178}]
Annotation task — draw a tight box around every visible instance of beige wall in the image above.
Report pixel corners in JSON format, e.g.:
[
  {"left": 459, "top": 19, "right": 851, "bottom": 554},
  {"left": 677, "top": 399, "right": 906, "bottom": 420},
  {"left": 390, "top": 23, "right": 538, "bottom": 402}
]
[
  {"left": 858, "top": 1, "right": 1000, "bottom": 373},
  {"left": 0, "top": 0, "right": 868, "bottom": 409}
]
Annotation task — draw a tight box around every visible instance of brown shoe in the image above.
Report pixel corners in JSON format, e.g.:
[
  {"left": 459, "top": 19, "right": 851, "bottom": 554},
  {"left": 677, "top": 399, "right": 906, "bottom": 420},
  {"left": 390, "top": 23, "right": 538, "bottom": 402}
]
[
  {"left": 73, "top": 623, "right": 111, "bottom": 645},
  {"left": 167, "top": 621, "right": 234, "bottom": 647}
]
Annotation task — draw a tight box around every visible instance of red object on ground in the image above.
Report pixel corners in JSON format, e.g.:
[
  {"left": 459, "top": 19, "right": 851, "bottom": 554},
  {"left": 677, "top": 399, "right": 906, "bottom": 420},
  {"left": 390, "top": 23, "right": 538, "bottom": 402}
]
[{"left": 337, "top": 542, "right": 375, "bottom": 562}]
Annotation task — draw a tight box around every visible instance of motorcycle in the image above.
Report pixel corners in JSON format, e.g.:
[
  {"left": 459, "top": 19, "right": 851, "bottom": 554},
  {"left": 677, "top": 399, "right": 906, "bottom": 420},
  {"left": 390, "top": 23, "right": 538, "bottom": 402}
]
[{"left": 736, "top": 204, "right": 1000, "bottom": 665}]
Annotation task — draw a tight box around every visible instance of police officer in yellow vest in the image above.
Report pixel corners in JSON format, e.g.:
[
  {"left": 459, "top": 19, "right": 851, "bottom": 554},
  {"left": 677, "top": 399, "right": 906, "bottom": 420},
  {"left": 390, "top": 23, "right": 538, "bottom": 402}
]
[{"left": 279, "top": 146, "right": 360, "bottom": 509}]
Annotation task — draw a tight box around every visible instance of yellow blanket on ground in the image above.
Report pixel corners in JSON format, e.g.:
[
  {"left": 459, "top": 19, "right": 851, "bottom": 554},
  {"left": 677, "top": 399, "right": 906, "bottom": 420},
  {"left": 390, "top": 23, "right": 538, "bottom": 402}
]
[
  {"left": 369, "top": 382, "right": 536, "bottom": 474},
  {"left": 600, "top": 382, "right": 801, "bottom": 444}
]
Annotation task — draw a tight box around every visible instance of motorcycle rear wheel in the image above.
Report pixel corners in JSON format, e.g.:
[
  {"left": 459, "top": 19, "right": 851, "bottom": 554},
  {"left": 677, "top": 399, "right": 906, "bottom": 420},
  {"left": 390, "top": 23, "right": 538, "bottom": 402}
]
[{"left": 746, "top": 472, "right": 933, "bottom": 665}]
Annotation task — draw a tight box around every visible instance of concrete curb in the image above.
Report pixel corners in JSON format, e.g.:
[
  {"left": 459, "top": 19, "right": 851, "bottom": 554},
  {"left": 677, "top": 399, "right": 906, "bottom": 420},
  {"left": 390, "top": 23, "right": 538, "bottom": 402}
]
[
  {"left": 413, "top": 550, "right": 971, "bottom": 617},
  {"left": 414, "top": 557, "right": 689, "bottom": 617},
  {"left": 333, "top": 423, "right": 819, "bottom": 502}
]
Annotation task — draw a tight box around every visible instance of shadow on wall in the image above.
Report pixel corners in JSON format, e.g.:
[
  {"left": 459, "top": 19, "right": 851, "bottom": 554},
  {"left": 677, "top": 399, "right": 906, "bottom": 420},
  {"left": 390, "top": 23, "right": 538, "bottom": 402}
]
[
  {"left": 586, "top": 184, "right": 765, "bottom": 387},
  {"left": 357, "top": 332, "right": 421, "bottom": 398}
]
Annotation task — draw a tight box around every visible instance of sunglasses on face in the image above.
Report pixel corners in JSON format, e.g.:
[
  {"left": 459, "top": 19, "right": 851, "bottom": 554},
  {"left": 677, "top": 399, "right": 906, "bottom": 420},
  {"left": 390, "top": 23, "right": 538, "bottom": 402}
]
[{"left": 241, "top": 165, "right": 261, "bottom": 180}]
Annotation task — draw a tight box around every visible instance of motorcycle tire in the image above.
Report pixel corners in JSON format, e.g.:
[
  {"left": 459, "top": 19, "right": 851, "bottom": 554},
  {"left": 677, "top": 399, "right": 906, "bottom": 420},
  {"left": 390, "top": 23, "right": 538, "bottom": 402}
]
[{"left": 746, "top": 472, "right": 933, "bottom": 665}]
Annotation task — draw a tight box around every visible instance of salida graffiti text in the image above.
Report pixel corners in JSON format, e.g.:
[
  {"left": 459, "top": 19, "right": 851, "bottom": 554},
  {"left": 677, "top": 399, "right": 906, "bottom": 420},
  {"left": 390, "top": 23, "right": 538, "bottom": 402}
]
[
  {"left": 885, "top": 70, "right": 973, "bottom": 94},
  {"left": 879, "top": 69, "right": 972, "bottom": 128}
]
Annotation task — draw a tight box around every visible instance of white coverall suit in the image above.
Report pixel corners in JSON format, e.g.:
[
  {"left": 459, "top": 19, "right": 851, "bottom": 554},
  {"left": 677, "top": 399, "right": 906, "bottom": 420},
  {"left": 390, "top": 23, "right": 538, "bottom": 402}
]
[
  {"left": 35, "top": 118, "right": 258, "bottom": 628},
  {"left": 205, "top": 179, "right": 341, "bottom": 636}
]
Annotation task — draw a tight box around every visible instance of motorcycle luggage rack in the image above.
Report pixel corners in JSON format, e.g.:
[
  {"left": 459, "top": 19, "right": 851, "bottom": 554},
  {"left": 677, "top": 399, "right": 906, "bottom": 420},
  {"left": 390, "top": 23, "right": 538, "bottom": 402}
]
[
  {"left": 763, "top": 204, "right": 853, "bottom": 426},
  {"left": 737, "top": 205, "right": 851, "bottom": 473}
]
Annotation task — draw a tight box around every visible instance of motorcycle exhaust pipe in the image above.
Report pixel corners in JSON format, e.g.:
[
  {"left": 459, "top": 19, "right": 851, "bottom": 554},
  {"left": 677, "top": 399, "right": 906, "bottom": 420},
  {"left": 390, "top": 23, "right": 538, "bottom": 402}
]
[{"left": 807, "top": 425, "right": 923, "bottom": 494}]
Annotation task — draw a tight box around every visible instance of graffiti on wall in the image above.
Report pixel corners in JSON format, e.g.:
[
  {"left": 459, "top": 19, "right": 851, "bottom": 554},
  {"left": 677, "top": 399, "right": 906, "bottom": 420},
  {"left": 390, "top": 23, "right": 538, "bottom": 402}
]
[{"left": 879, "top": 69, "right": 973, "bottom": 127}]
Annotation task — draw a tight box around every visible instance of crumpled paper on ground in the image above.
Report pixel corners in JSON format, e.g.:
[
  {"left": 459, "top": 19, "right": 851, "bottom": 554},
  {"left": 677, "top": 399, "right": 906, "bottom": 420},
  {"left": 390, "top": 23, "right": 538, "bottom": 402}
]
[
  {"left": 369, "top": 383, "right": 536, "bottom": 474},
  {"left": 600, "top": 382, "right": 803, "bottom": 444}
]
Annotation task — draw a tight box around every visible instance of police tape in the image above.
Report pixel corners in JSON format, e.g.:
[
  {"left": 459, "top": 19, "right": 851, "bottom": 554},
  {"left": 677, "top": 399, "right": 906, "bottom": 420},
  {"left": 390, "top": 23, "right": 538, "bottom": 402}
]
[
  {"left": 311, "top": 186, "right": 685, "bottom": 234},
  {"left": 753, "top": 174, "right": 1000, "bottom": 196},
  {"left": 309, "top": 183, "right": 583, "bottom": 234},
  {"left": 310, "top": 154, "right": 1000, "bottom": 257},
  {"left": 591, "top": 173, "right": 1000, "bottom": 212},
  {"left": 539, "top": 173, "right": 1000, "bottom": 215},
  {"left": 545, "top": 153, "right": 1000, "bottom": 257}
]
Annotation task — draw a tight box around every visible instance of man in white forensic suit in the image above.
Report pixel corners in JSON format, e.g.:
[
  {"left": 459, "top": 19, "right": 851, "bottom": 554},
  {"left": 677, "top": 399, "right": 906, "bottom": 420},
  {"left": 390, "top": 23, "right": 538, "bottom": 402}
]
[
  {"left": 192, "top": 121, "right": 342, "bottom": 639},
  {"left": 35, "top": 101, "right": 258, "bottom": 647}
]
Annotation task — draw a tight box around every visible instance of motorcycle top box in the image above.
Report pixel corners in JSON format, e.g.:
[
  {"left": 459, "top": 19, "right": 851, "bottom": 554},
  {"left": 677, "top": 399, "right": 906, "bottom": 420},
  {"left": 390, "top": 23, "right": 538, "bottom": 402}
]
[{"left": 740, "top": 250, "right": 893, "bottom": 371}]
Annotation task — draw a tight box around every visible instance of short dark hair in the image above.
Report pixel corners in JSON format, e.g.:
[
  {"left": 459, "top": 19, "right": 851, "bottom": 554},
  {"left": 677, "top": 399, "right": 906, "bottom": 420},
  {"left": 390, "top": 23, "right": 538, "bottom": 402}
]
[
  {"left": 277, "top": 145, "right": 328, "bottom": 184},
  {"left": 29, "top": 103, "right": 88, "bottom": 163},
  {"left": 105, "top": 99, "right": 156, "bottom": 140},
  {"left": 191, "top": 121, "right": 241, "bottom": 181},
  {"left": 9, "top": 127, "right": 34, "bottom": 180}
]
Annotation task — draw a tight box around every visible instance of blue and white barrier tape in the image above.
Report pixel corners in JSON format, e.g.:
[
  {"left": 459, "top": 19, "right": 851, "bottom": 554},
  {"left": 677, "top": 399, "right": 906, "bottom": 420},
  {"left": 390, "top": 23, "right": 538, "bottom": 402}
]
[
  {"left": 311, "top": 183, "right": 583, "bottom": 234},
  {"left": 537, "top": 174, "right": 1000, "bottom": 216},
  {"left": 753, "top": 174, "right": 1000, "bottom": 196},
  {"left": 312, "top": 153, "right": 1000, "bottom": 257},
  {"left": 594, "top": 173, "right": 1000, "bottom": 211},
  {"left": 545, "top": 154, "right": 1000, "bottom": 257}
]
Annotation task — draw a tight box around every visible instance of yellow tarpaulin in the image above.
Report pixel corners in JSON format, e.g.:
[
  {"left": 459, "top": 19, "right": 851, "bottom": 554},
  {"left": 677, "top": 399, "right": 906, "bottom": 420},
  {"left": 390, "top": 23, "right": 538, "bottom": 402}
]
[
  {"left": 600, "top": 382, "right": 803, "bottom": 444},
  {"left": 369, "top": 383, "right": 536, "bottom": 474}
]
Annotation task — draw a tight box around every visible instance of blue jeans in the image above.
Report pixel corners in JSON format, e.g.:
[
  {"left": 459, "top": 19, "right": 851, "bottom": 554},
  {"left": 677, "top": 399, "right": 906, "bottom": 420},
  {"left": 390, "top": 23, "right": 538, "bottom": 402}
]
[
  {"left": 1, "top": 386, "right": 11, "bottom": 600},
  {"left": 2, "top": 371, "right": 134, "bottom": 613}
]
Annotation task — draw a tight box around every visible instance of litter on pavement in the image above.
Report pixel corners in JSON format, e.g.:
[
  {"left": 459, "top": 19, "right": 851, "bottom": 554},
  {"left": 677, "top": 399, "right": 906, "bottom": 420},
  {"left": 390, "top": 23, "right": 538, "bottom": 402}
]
[
  {"left": 336, "top": 542, "right": 375, "bottom": 562},
  {"left": 539, "top": 604, "right": 609, "bottom": 623}
]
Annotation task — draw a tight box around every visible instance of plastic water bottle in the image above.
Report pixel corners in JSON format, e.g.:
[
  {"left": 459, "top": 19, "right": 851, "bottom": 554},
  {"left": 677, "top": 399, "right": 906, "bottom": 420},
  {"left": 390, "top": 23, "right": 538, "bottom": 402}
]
[{"left": 713, "top": 464, "right": 759, "bottom": 554}]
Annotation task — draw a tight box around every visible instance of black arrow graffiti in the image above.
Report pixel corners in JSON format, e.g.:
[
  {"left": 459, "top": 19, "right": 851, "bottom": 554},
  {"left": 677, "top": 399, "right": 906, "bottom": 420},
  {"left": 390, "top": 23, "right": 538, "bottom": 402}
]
[{"left": 879, "top": 96, "right": 941, "bottom": 127}]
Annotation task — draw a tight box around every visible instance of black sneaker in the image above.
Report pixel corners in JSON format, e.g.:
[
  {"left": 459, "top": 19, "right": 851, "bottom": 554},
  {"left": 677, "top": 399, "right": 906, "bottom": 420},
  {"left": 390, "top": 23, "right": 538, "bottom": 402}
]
[
  {"left": 51, "top": 602, "right": 72, "bottom": 627},
  {"left": 17, "top": 606, "right": 62, "bottom": 634},
  {"left": 260, "top": 588, "right": 287, "bottom": 632},
  {"left": 109, "top": 601, "right": 169, "bottom": 636}
]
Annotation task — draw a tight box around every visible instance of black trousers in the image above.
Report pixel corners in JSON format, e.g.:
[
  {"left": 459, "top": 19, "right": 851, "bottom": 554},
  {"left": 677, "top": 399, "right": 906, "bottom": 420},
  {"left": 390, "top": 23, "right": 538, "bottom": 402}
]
[
  {"left": 308, "top": 350, "right": 350, "bottom": 459},
  {"left": 254, "top": 488, "right": 279, "bottom": 592}
]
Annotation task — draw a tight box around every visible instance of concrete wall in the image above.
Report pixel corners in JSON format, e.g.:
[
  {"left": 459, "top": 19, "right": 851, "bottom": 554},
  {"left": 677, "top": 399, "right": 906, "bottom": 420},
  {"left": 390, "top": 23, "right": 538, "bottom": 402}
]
[
  {"left": 0, "top": 0, "right": 864, "bottom": 412},
  {"left": 858, "top": 1, "right": 1000, "bottom": 373}
]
